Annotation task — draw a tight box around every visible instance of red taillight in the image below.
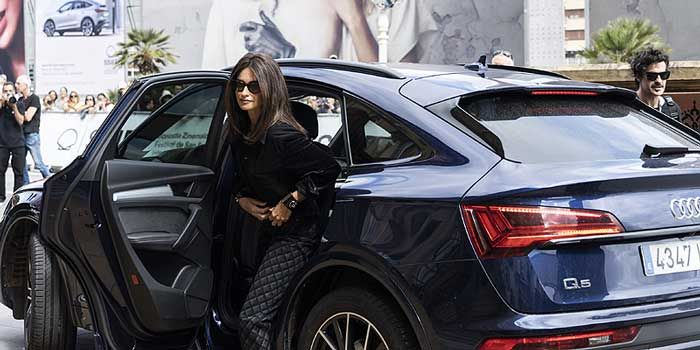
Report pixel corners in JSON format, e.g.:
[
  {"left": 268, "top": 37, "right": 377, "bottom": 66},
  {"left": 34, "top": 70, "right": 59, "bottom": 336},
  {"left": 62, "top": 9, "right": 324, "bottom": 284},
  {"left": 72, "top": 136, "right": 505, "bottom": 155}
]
[
  {"left": 95, "top": 8, "right": 107, "bottom": 13},
  {"left": 478, "top": 326, "right": 640, "bottom": 350},
  {"left": 530, "top": 90, "right": 599, "bottom": 96},
  {"left": 462, "top": 205, "right": 623, "bottom": 258}
]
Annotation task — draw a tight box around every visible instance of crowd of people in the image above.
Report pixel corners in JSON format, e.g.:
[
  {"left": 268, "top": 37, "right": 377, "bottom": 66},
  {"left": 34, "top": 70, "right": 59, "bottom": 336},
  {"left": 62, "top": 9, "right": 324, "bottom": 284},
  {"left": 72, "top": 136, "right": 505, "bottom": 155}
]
[{"left": 40, "top": 86, "right": 117, "bottom": 114}]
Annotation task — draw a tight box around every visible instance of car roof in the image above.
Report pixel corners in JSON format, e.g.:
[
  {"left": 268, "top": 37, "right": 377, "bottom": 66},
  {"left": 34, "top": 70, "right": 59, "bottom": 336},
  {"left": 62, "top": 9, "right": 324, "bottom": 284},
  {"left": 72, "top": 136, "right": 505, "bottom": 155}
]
[
  {"left": 146, "top": 59, "right": 631, "bottom": 108},
  {"left": 270, "top": 59, "right": 629, "bottom": 106}
]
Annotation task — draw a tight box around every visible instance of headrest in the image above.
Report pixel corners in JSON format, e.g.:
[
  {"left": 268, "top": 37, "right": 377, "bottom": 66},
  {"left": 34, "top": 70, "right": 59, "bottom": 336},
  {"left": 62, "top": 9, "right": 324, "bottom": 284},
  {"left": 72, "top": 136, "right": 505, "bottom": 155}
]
[{"left": 290, "top": 101, "right": 318, "bottom": 139}]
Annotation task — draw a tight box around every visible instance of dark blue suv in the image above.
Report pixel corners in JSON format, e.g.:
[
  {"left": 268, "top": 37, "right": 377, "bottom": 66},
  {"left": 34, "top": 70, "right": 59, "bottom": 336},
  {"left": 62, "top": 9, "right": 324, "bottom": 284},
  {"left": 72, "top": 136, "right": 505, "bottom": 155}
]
[{"left": 2, "top": 59, "right": 700, "bottom": 350}]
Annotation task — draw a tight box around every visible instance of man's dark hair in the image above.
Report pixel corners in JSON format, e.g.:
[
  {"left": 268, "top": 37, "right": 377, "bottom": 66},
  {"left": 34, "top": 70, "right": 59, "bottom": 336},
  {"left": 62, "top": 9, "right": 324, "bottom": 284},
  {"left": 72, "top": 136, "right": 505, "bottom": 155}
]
[{"left": 629, "top": 47, "right": 669, "bottom": 85}]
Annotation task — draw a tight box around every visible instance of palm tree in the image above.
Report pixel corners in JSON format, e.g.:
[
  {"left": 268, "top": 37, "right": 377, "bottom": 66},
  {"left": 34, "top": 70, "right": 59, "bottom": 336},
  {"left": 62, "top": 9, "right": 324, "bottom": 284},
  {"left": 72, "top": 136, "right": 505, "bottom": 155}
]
[
  {"left": 582, "top": 17, "right": 669, "bottom": 63},
  {"left": 115, "top": 29, "right": 178, "bottom": 77}
]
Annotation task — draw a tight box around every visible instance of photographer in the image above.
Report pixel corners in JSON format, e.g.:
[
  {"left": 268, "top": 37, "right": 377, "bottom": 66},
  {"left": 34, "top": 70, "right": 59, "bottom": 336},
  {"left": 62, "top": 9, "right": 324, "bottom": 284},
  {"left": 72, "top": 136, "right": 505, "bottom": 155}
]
[{"left": 0, "top": 82, "right": 25, "bottom": 201}]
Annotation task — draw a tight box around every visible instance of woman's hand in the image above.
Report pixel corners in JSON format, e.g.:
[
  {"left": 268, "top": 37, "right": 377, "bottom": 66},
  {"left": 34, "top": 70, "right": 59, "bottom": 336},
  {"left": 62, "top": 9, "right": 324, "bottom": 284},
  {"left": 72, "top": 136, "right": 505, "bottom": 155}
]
[
  {"left": 238, "top": 197, "right": 270, "bottom": 221},
  {"left": 269, "top": 201, "right": 292, "bottom": 227}
]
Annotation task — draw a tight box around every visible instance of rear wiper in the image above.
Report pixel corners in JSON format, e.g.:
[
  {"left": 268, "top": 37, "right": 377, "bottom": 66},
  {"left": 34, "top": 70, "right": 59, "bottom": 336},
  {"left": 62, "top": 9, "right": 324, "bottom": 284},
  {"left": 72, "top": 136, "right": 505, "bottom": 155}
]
[{"left": 641, "top": 144, "right": 700, "bottom": 158}]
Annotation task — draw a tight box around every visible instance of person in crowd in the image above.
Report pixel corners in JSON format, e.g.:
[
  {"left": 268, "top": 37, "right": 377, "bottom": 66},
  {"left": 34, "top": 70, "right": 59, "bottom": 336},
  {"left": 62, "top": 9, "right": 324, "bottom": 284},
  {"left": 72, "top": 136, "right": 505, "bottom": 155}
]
[
  {"left": 0, "top": 0, "right": 25, "bottom": 83},
  {"left": 491, "top": 49, "right": 514, "bottom": 66},
  {"left": 629, "top": 47, "right": 681, "bottom": 120},
  {"left": 0, "top": 74, "right": 6, "bottom": 85},
  {"left": 80, "top": 95, "right": 98, "bottom": 114},
  {"left": 43, "top": 90, "right": 58, "bottom": 111},
  {"left": 0, "top": 82, "right": 25, "bottom": 201},
  {"left": 96, "top": 93, "right": 114, "bottom": 112},
  {"left": 47, "top": 90, "right": 58, "bottom": 103},
  {"left": 227, "top": 53, "right": 340, "bottom": 349},
  {"left": 117, "top": 81, "right": 128, "bottom": 100},
  {"left": 55, "top": 86, "right": 69, "bottom": 110},
  {"left": 16, "top": 75, "right": 51, "bottom": 183},
  {"left": 63, "top": 90, "right": 83, "bottom": 112},
  {"left": 160, "top": 90, "right": 173, "bottom": 105},
  {"left": 42, "top": 94, "right": 56, "bottom": 112}
]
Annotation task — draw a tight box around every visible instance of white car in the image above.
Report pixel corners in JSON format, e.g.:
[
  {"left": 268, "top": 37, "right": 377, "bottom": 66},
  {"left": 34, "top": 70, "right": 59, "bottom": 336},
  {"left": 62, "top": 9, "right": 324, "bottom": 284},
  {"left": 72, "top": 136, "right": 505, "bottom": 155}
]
[{"left": 43, "top": 0, "right": 110, "bottom": 37}]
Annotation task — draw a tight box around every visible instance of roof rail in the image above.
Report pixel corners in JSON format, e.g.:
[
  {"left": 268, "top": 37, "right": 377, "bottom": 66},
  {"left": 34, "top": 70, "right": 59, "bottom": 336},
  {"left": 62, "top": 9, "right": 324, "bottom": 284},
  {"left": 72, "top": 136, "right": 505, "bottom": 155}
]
[
  {"left": 275, "top": 58, "right": 405, "bottom": 79},
  {"left": 459, "top": 63, "right": 570, "bottom": 80}
]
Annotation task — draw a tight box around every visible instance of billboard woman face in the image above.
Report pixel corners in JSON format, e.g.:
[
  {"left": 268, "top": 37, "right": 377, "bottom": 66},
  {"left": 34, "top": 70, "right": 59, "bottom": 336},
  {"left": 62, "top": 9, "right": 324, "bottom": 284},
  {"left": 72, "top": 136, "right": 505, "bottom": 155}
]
[{"left": 0, "top": 0, "right": 21, "bottom": 49}]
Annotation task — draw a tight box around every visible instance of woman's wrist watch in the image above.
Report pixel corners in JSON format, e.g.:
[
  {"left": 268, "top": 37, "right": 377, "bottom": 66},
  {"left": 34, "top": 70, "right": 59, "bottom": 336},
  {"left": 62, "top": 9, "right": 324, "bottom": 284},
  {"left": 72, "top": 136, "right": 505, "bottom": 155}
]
[{"left": 282, "top": 193, "right": 298, "bottom": 210}]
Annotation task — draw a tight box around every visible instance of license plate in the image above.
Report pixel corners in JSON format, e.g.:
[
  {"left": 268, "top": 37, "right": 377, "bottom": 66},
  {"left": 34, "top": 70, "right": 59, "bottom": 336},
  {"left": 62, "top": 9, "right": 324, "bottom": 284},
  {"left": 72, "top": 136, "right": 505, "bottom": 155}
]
[{"left": 640, "top": 239, "right": 700, "bottom": 276}]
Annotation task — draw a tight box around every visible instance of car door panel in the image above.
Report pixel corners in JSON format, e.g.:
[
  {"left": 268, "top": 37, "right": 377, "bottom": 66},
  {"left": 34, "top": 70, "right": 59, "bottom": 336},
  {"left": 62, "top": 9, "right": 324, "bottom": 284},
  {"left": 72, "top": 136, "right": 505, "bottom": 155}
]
[
  {"left": 40, "top": 73, "right": 229, "bottom": 346},
  {"left": 100, "top": 159, "right": 215, "bottom": 331}
]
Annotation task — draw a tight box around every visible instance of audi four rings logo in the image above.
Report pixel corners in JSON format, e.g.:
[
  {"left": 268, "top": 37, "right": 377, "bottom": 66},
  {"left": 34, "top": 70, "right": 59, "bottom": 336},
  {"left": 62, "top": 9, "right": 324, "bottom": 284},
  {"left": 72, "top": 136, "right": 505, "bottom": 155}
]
[{"left": 670, "top": 197, "right": 700, "bottom": 220}]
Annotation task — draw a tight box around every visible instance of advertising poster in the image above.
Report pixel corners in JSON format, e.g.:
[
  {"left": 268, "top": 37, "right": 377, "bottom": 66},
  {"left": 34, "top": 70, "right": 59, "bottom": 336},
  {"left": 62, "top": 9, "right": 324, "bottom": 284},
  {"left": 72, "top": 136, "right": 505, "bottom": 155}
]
[
  {"left": 0, "top": 0, "right": 25, "bottom": 82},
  {"left": 35, "top": 0, "right": 125, "bottom": 95},
  {"left": 201, "top": 0, "right": 437, "bottom": 67}
]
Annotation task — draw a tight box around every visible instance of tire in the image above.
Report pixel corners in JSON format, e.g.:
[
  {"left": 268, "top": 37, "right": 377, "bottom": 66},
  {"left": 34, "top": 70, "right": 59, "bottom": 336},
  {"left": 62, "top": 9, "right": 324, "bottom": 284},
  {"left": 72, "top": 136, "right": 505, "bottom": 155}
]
[
  {"left": 24, "top": 234, "right": 76, "bottom": 350},
  {"left": 81, "top": 18, "right": 94, "bottom": 36},
  {"left": 43, "top": 20, "right": 55, "bottom": 37},
  {"left": 298, "top": 287, "right": 419, "bottom": 350}
]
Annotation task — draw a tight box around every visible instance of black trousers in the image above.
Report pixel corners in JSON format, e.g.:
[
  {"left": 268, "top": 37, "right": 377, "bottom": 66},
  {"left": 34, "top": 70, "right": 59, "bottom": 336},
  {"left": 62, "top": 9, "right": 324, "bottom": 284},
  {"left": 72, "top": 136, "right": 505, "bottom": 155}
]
[
  {"left": 0, "top": 146, "right": 26, "bottom": 198},
  {"left": 238, "top": 222, "right": 318, "bottom": 350}
]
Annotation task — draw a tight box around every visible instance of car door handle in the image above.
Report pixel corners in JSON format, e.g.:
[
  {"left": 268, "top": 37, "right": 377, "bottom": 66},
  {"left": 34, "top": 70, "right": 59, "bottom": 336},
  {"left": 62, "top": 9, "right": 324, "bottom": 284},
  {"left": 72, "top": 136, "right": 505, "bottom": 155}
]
[{"left": 335, "top": 198, "right": 354, "bottom": 203}]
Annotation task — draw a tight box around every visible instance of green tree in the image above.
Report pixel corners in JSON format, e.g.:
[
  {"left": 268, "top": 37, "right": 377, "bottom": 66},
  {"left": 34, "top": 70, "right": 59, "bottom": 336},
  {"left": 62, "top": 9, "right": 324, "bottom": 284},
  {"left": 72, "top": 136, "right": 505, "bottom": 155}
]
[
  {"left": 582, "top": 17, "right": 669, "bottom": 63},
  {"left": 115, "top": 29, "right": 178, "bottom": 76}
]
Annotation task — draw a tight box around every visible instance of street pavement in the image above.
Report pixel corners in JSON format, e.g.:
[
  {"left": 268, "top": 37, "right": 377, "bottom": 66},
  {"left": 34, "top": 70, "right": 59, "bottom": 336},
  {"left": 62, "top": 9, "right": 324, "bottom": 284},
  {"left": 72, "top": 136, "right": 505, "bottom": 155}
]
[{"left": 0, "top": 171, "right": 95, "bottom": 350}]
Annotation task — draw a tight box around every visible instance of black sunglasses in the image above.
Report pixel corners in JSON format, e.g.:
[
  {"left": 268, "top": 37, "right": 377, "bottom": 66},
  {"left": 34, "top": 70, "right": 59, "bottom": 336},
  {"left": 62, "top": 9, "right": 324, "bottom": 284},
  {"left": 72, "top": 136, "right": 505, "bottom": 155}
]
[
  {"left": 645, "top": 71, "right": 671, "bottom": 81},
  {"left": 235, "top": 80, "right": 261, "bottom": 94},
  {"left": 492, "top": 50, "right": 513, "bottom": 59}
]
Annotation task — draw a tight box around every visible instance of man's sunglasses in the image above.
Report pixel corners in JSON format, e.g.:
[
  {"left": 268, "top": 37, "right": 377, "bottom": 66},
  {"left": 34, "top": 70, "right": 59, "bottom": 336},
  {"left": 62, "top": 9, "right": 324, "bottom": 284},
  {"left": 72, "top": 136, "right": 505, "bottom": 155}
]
[
  {"left": 235, "top": 80, "right": 261, "bottom": 94},
  {"left": 492, "top": 50, "right": 513, "bottom": 59},
  {"left": 645, "top": 71, "right": 671, "bottom": 81}
]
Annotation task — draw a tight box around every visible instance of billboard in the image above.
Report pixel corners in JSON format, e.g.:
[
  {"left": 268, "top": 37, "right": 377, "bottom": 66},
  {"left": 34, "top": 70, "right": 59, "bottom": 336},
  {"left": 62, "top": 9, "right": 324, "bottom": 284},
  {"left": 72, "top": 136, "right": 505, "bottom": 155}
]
[
  {"left": 197, "top": 0, "right": 526, "bottom": 68},
  {"left": 35, "top": 0, "right": 125, "bottom": 95},
  {"left": 0, "top": 0, "right": 25, "bottom": 82}
]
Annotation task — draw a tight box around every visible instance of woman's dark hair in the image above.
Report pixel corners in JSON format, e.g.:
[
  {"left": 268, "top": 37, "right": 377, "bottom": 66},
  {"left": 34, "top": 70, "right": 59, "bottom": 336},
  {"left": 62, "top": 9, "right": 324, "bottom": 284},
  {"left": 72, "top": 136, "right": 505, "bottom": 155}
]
[
  {"left": 629, "top": 47, "right": 669, "bottom": 84},
  {"left": 224, "top": 52, "right": 305, "bottom": 143},
  {"left": 85, "top": 94, "right": 95, "bottom": 104}
]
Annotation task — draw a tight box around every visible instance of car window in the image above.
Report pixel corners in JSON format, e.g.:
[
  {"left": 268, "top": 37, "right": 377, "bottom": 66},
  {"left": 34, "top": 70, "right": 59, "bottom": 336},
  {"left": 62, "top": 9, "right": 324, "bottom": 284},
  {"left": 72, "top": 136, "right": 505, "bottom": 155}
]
[
  {"left": 59, "top": 2, "right": 73, "bottom": 11},
  {"left": 117, "top": 82, "right": 223, "bottom": 166},
  {"left": 440, "top": 93, "right": 700, "bottom": 163},
  {"left": 345, "top": 95, "right": 421, "bottom": 165},
  {"left": 294, "top": 95, "right": 342, "bottom": 145}
]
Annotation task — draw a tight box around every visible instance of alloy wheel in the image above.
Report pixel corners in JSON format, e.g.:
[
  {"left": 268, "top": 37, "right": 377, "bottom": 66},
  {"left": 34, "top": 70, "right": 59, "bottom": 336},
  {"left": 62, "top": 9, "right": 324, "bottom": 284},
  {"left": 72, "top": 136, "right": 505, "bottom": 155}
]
[
  {"left": 81, "top": 19, "right": 93, "bottom": 36},
  {"left": 309, "top": 312, "right": 390, "bottom": 350},
  {"left": 23, "top": 258, "right": 33, "bottom": 346}
]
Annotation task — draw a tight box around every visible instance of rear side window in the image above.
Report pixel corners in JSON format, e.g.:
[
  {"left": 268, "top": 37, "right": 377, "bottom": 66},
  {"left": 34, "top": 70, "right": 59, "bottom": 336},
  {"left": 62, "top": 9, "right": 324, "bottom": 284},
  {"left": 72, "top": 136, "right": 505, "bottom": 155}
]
[{"left": 437, "top": 94, "right": 699, "bottom": 163}]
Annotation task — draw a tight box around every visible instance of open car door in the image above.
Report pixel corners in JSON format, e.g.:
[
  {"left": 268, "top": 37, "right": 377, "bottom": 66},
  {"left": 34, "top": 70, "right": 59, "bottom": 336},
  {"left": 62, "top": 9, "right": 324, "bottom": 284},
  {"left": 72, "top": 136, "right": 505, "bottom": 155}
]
[{"left": 40, "top": 71, "right": 230, "bottom": 349}]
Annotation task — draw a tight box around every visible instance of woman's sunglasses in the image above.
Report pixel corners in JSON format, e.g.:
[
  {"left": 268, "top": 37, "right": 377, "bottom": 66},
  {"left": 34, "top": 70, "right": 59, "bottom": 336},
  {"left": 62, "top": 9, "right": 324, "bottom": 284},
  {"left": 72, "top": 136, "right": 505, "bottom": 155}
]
[
  {"left": 645, "top": 71, "right": 671, "bottom": 81},
  {"left": 235, "top": 80, "right": 261, "bottom": 94}
]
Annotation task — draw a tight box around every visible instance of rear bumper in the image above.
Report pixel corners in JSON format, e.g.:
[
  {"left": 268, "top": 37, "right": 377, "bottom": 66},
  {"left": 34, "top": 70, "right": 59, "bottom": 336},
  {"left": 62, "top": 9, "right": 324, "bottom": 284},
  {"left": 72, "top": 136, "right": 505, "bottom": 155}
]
[{"left": 397, "top": 260, "right": 700, "bottom": 349}]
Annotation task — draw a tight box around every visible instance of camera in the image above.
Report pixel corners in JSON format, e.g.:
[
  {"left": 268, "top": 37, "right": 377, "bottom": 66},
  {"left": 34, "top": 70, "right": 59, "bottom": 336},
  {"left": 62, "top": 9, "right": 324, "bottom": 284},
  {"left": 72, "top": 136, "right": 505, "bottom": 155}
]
[{"left": 3, "top": 93, "right": 15, "bottom": 104}]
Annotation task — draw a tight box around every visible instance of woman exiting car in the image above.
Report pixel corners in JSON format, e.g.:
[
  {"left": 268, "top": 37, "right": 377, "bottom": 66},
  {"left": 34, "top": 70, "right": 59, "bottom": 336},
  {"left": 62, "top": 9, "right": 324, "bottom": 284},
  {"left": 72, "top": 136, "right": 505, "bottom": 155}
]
[{"left": 225, "top": 52, "right": 340, "bottom": 349}]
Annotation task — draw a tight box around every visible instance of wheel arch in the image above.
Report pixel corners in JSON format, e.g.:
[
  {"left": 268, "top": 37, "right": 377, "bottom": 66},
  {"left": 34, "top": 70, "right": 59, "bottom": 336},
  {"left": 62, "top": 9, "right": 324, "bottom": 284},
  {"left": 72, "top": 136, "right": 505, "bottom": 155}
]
[
  {"left": 0, "top": 206, "right": 88, "bottom": 330},
  {"left": 277, "top": 245, "right": 436, "bottom": 350},
  {"left": 0, "top": 207, "right": 39, "bottom": 316}
]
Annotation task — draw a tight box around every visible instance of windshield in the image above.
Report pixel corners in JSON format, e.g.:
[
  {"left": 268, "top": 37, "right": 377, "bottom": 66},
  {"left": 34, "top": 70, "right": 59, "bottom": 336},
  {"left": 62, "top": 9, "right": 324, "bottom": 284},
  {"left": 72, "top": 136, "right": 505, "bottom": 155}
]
[{"left": 431, "top": 94, "right": 699, "bottom": 163}]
